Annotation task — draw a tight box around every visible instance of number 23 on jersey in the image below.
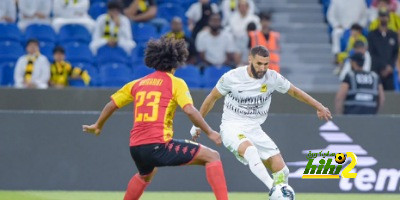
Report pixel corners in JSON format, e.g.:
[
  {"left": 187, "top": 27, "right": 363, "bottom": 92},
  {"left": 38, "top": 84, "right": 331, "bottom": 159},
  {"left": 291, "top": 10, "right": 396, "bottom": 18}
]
[{"left": 135, "top": 91, "right": 162, "bottom": 122}]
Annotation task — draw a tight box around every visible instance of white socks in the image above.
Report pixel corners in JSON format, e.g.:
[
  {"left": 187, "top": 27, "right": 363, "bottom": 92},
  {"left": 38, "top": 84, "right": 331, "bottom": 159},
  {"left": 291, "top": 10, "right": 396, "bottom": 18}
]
[{"left": 243, "top": 146, "right": 274, "bottom": 190}]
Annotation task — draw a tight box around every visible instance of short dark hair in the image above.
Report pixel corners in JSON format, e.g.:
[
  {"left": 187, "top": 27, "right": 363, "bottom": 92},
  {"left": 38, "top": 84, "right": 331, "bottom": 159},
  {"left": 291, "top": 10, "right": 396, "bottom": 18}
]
[
  {"left": 26, "top": 39, "right": 39, "bottom": 46},
  {"left": 259, "top": 12, "right": 271, "bottom": 21},
  {"left": 145, "top": 37, "right": 188, "bottom": 72},
  {"left": 53, "top": 46, "right": 65, "bottom": 54},
  {"left": 250, "top": 46, "right": 270, "bottom": 57},
  {"left": 107, "top": 0, "right": 121, "bottom": 10},
  {"left": 353, "top": 40, "right": 366, "bottom": 49},
  {"left": 350, "top": 24, "right": 363, "bottom": 32},
  {"left": 247, "top": 22, "right": 257, "bottom": 31},
  {"left": 350, "top": 52, "right": 365, "bottom": 67},
  {"left": 209, "top": 13, "right": 221, "bottom": 21}
]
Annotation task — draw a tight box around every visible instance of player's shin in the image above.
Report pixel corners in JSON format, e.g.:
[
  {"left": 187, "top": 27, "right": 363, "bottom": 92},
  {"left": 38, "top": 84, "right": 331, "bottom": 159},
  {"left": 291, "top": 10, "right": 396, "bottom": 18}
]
[
  {"left": 123, "top": 173, "right": 150, "bottom": 200},
  {"left": 205, "top": 160, "right": 229, "bottom": 200},
  {"left": 243, "top": 146, "right": 274, "bottom": 190},
  {"left": 272, "top": 165, "right": 289, "bottom": 186}
]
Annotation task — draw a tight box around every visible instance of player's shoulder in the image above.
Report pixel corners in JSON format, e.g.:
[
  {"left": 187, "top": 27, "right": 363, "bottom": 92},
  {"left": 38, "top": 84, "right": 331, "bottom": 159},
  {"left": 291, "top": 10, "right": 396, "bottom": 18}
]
[
  {"left": 226, "top": 66, "right": 246, "bottom": 76},
  {"left": 168, "top": 73, "right": 188, "bottom": 87},
  {"left": 266, "top": 69, "right": 281, "bottom": 79},
  {"left": 226, "top": 66, "right": 248, "bottom": 80}
]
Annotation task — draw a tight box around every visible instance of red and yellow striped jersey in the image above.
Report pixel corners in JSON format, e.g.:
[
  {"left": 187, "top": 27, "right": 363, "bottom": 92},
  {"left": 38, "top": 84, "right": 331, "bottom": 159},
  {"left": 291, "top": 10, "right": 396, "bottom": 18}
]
[{"left": 111, "top": 71, "right": 193, "bottom": 146}]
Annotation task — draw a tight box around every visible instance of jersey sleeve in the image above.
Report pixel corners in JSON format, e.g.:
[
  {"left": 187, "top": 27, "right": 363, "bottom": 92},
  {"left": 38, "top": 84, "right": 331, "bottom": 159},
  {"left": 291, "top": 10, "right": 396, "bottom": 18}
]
[
  {"left": 173, "top": 78, "right": 194, "bottom": 108},
  {"left": 110, "top": 81, "right": 136, "bottom": 108},
  {"left": 272, "top": 70, "right": 291, "bottom": 94},
  {"left": 215, "top": 72, "right": 232, "bottom": 96},
  {"left": 343, "top": 74, "right": 351, "bottom": 85}
]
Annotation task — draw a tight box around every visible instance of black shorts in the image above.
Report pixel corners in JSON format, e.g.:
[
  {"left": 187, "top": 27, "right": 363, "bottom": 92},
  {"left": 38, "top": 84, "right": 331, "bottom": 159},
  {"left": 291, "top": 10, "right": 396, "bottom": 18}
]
[{"left": 130, "top": 139, "right": 201, "bottom": 175}]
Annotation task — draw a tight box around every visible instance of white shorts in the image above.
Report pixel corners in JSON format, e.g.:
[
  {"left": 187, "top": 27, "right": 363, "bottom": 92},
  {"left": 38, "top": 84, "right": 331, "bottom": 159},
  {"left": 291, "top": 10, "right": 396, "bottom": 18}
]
[{"left": 220, "top": 122, "right": 280, "bottom": 165}]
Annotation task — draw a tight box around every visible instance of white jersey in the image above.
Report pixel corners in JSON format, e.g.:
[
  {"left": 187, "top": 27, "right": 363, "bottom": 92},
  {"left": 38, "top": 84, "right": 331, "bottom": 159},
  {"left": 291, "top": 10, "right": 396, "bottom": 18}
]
[{"left": 216, "top": 66, "right": 291, "bottom": 125}]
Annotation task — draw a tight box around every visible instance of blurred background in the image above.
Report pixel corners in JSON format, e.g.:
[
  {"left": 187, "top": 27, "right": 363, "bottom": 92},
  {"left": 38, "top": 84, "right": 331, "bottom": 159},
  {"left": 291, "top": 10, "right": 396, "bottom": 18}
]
[{"left": 0, "top": 0, "right": 400, "bottom": 198}]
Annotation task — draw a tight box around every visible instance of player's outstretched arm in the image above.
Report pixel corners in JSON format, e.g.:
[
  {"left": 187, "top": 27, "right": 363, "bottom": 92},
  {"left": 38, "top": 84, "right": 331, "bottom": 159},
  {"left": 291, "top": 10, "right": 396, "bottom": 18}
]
[
  {"left": 287, "top": 84, "right": 332, "bottom": 121},
  {"left": 190, "top": 88, "right": 223, "bottom": 140},
  {"left": 199, "top": 88, "right": 224, "bottom": 117},
  {"left": 183, "top": 104, "right": 222, "bottom": 146},
  {"left": 82, "top": 101, "right": 118, "bottom": 136}
]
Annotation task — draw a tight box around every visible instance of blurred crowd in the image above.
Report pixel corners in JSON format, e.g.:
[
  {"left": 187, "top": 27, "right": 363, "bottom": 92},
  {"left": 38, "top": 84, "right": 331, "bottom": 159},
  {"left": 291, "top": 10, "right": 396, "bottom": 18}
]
[
  {"left": 325, "top": 0, "right": 400, "bottom": 91},
  {"left": 0, "top": 0, "right": 282, "bottom": 89}
]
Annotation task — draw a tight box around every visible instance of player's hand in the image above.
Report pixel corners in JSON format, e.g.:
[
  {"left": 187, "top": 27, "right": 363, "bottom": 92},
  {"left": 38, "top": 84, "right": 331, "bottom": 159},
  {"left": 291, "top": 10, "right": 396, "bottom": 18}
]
[
  {"left": 317, "top": 106, "right": 332, "bottom": 121},
  {"left": 82, "top": 124, "right": 101, "bottom": 136},
  {"left": 207, "top": 130, "right": 222, "bottom": 146},
  {"left": 190, "top": 125, "right": 201, "bottom": 141}
]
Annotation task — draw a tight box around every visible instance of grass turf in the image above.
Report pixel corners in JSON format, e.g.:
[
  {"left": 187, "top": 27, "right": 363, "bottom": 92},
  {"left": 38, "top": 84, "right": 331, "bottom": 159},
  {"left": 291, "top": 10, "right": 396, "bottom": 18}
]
[{"left": 0, "top": 191, "right": 399, "bottom": 200}]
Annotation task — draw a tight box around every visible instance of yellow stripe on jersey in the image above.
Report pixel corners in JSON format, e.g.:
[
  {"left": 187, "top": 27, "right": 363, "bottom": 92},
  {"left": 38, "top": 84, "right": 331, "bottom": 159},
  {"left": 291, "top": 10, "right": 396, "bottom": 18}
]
[
  {"left": 161, "top": 73, "right": 193, "bottom": 142},
  {"left": 163, "top": 98, "right": 176, "bottom": 142},
  {"left": 168, "top": 73, "right": 193, "bottom": 108},
  {"left": 110, "top": 80, "right": 139, "bottom": 108}
]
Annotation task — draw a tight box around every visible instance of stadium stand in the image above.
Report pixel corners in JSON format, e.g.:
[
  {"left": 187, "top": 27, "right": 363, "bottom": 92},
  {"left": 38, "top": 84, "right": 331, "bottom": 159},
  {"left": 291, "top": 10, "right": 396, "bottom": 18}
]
[
  {"left": 0, "top": 24, "right": 22, "bottom": 42},
  {"left": 64, "top": 42, "right": 93, "bottom": 64},
  {"left": 58, "top": 25, "right": 92, "bottom": 45},
  {"left": 24, "top": 24, "right": 57, "bottom": 43},
  {"left": 132, "top": 64, "right": 156, "bottom": 80},
  {"left": 203, "top": 66, "right": 231, "bottom": 88},
  {"left": 132, "top": 22, "right": 159, "bottom": 43},
  {"left": 96, "top": 45, "right": 129, "bottom": 65},
  {"left": 0, "top": 0, "right": 398, "bottom": 91},
  {"left": 89, "top": 2, "right": 107, "bottom": 20},
  {"left": 99, "top": 63, "right": 132, "bottom": 87},
  {"left": 0, "top": 41, "right": 24, "bottom": 64},
  {"left": 174, "top": 64, "right": 202, "bottom": 88}
]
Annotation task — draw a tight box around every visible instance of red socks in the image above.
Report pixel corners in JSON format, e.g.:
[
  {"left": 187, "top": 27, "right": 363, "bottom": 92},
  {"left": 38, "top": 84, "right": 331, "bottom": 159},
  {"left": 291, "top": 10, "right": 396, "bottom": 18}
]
[
  {"left": 206, "top": 161, "right": 229, "bottom": 200},
  {"left": 124, "top": 173, "right": 150, "bottom": 200},
  {"left": 124, "top": 162, "right": 228, "bottom": 200}
]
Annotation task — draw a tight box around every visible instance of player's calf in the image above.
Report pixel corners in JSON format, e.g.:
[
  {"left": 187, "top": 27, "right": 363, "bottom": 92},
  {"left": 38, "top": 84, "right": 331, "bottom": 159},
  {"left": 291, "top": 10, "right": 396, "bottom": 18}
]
[{"left": 238, "top": 141, "right": 274, "bottom": 190}]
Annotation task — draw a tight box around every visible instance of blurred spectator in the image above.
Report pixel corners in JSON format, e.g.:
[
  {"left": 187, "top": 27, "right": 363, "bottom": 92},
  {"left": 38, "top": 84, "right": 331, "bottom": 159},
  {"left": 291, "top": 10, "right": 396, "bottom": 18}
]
[
  {"left": 186, "top": 0, "right": 219, "bottom": 40},
  {"left": 248, "top": 13, "right": 280, "bottom": 73},
  {"left": 228, "top": 0, "right": 260, "bottom": 64},
  {"left": 368, "top": 10, "right": 399, "bottom": 90},
  {"left": 90, "top": 1, "right": 135, "bottom": 55},
  {"left": 327, "top": 0, "right": 367, "bottom": 56},
  {"left": 18, "top": 0, "right": 52, "bottom": 31},
  {"left": 369, "top": 6, "right": 400, "bottom": 32},
  {"left": 221, "top": 0, "right": 256, "bottom": 26},
  {"left": 52, "top": 0, "right": 95, "bottom": 33},
  {"left": 14, "top": 39, "right": 50, "bottom": 89},
  {"left": 124, "top": 0, "right": 156, "bottom": 22},
  {"left": 196, "top": 13, "right": 237, "bottom": 67},
  {"left": 339, "top": 41, "right": 371, "bottom": 81},
  {"left": 336, "top": 24, "right": 367, "bottom": 65},
  {"left": 164, "top": 17, "right": 197, "bottom": 64},
  {"left": 0, "top": 0, "right": 16, "bottom": 23},
  {"left": 50, "top": 46, "right": 91, "bottom": 88},
  {"left": 372, "top": 0, "right": 398, "bottom": 12},
  {"left": 335, "top": 52, "right": 384, "bottom": 115},
  {"left": 369, "top": 0, "right": 399, "bottom": 22}
]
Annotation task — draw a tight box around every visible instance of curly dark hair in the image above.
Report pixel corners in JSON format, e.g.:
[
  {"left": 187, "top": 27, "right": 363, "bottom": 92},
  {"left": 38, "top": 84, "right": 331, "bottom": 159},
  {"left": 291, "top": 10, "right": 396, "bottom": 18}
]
[{"left": 144, "top": 37, "right": 188, "bottom": 72}]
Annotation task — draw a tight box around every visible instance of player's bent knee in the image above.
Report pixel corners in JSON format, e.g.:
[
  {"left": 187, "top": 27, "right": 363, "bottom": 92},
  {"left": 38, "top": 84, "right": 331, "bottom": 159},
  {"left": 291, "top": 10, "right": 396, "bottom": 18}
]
[
  {"left": 238, "top": 140, "right": 253, "bottom": 157},
  {"left": 210, "top": 149, "right": 220, "bottom": 161},
  {"left": 204, "top": 148, "right": 220, "bottom": 163},
  {"left": 140, "top": 168, "right": 158, "bottom": 182}
]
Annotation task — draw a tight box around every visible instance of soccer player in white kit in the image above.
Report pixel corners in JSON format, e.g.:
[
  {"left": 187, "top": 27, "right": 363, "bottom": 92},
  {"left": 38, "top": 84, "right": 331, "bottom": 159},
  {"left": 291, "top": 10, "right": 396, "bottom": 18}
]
[{"left": 190, "top": 46, "right": 332, "bottom": 190}]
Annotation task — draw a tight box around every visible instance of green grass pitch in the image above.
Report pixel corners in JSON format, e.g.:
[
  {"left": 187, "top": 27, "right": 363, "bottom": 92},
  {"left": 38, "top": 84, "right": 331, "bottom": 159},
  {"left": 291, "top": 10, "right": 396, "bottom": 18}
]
[{"left": 0, "top": 191, "right": 399, "bottom": 200}]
